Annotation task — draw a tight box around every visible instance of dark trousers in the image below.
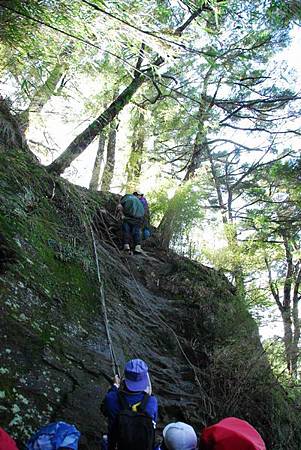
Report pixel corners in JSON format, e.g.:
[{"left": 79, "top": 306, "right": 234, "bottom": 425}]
[{"left": 122, "top": 221, "right": 141, "bottom": 246}]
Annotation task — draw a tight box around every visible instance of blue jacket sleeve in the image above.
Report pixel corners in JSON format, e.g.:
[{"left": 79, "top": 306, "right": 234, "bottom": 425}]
[
  {"left": 146, "top": 395, "right": 158, "bottom": 425},
  {"left": 101, "top": 385, "right": 118, "bottom": 418}
]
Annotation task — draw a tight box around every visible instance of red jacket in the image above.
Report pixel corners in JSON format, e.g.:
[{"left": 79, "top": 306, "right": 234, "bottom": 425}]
[
  {"left": 0, "top": 428, "right": 19, "bottom": 450},
  {"left": 200, "top": 417, "right": 266, "bottom": 450}
]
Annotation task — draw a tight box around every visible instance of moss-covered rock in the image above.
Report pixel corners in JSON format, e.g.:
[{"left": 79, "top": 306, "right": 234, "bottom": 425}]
[{"left": 0, "top": 148, "right": 300, "bottom": 449}]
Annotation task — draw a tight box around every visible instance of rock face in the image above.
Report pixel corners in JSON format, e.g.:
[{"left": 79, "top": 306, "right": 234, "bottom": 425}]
[{"left": 0, "top": 149, "right": 301, "bottom": 450}]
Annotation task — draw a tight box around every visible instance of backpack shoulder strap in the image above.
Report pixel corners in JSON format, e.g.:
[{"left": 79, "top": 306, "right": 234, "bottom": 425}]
[
  {"left": 138, "top": 393, "right": 150, "bottom": 413},
  {"left": 118, "top": 391, "right": 130, "bottom": 410}
]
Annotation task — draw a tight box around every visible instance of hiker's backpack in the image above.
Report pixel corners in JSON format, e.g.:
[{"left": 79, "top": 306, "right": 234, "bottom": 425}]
[
  {"left": 143, "top": 227, "right": 151, "bottom": 240},
  {"left": 26, "top": 421, "right": 80, "bottom": 450},
  {"left": 111, "top": 392, "right": 155, "bottom": 450},
  {"left": 121, "top": 195, "right": 145, "bottom": 219}
]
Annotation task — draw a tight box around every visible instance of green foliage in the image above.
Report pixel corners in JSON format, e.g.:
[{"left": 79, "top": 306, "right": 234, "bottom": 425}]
[
  {"left": 147, "top": 180, "right": 176, "bottom": 225},
  {"left": 267, "top": 0, "right": 301, "bottom": 27},
  {"left": 150, "top": 177, "right": 206, "bottom": 241}
]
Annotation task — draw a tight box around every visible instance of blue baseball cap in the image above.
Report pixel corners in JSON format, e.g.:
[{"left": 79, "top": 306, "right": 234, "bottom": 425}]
[{"left": 124, "top": 359, "right": 149, "bottom": 392}]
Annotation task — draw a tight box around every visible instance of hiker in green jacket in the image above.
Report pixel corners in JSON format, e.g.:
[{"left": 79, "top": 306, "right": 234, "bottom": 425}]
[{"left": 117, "top": 192, "right": 145, "bottom": 255}]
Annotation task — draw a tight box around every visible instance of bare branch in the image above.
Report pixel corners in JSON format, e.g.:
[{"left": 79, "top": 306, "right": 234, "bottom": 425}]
[
  {"left": 221, "top": 123, "right": 301, "bottom": 136},
  {"left": 134, "top": 43, "right": 145, "bottom": 79}
]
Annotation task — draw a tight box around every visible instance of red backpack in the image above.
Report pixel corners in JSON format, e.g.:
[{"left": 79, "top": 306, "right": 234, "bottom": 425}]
[{"left": 200, "top": 417, "right": 266, "bottom": 450}]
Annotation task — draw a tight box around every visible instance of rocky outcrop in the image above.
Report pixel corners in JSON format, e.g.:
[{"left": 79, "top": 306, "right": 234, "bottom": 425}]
[{"left": 1, "top": 148, "right": 301, "bottom": 450}]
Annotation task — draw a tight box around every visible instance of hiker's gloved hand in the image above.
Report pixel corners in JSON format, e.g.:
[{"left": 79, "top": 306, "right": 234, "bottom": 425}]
[
  {"left": 114, "top": 374, "right": 121, "bottom": 388},
  {"left": 116, "top": 204, "right": 124, "bottom": 220}
]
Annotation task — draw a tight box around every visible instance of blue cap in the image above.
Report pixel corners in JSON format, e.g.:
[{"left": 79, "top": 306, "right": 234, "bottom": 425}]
[{"left": 124, "top": 359, "right": 149, "bottom": 392}]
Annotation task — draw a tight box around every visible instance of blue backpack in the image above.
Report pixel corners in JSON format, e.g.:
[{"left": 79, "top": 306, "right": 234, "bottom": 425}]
[
  {"left": 26, "top": 421, "right": 80, "bottom": 450},
  {"left": 143, "top": 228, "right": 151, "bottom": 240}
]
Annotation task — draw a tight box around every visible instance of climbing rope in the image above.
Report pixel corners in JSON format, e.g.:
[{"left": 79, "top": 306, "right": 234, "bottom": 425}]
[
  {"left": 45, "top": 184, "right": 278, "bottom": 418},
  {"left": 45, "top": 183, "right": 212, "bottom": 411},
  {"left": 90, "top": 206, "right": 215, "bottom": 415},
  {"left": 90, "top": 223, "right": 120, "bottom": 379},
  {"left": 56, "top": 183, "right": 121, "bottom": 380}
]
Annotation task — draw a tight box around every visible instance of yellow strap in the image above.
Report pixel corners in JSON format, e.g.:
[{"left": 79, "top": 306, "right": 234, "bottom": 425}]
[{"left": 131, "top": 401, "right": 141, "bottom": 412}]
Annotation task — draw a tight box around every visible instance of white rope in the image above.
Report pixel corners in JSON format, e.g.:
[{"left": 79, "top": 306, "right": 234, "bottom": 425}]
[{"left": 90, "top": 225, "right": 120, "bottom": 378}]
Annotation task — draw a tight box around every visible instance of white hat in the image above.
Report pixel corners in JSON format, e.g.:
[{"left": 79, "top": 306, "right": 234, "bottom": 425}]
[{"left": 163, "top": 422, "right": 197, "bottom": 450}]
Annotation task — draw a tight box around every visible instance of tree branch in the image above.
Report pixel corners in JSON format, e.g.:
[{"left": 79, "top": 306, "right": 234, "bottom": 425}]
[{"left": 134, "top": 43, "right": 145, "bottom": 79}]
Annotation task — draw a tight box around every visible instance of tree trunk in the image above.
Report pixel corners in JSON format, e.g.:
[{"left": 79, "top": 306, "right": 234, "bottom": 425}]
[
  {"left": 47, "top": 75, "right": 146, "bottom": 175},
  {"left": 206, "top": 146, "right": 228, "bottom": 224},
  {"left": 89, "top": 132, "right": 106, "bottom": 191},
  {"left": 100, "top": 122, "right": 117, "bottom": 192},
  {"left": 183, "top": 67, "right": 214, "bottom": 181},
  {"left": 282, "top": 233, "right": 295, "bottom": 374},
  {"left": 183, "top": 134, "right": 206, "bottom": 181},
  {"left": 0, "top": 94, "right": 38, "bottom": 162},
  {"left": 281, "top": 307, "right": 294, "bottom": 374},
  {"left": 19, "top": 62, "right": 68, "bottom": 132},
  {"left": 126, "top": 111, "right": 145, "bottom": 191},
  {"left": 292, "top": 266, "right": 301, "bottom": 376}
]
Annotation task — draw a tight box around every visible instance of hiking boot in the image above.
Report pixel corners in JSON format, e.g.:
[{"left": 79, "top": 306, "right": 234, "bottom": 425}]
[{"left": 134, "top": 244, "right": 143, "bottom": 255}]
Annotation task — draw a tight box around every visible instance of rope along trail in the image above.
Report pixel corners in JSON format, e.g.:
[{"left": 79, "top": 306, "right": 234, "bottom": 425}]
[
  {"left": 64, "top": 186, "right": 282, "bottom": 418},
  {"left": 88, "top": 207, "right": 282, "bottom": 416},
  {"left": 85, "top": 200, "right": 215, "bottom": 417},
  {"left": 90, "top": 225, "right": 120, "bottom": 378},
  {"left": 47, "top": 184, "right": 281, "bottom": 418}
]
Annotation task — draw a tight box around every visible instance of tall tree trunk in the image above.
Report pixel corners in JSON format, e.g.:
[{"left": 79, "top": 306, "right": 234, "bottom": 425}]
[
  {"left": 291, "top": 266, "right": 301, "bottom": 377},
  {"left": 19, "top": 62, "right": 68, "bottom": 132},
  {"left": 183, "top": 132, "right": 207, "bottom": 182},
  {"left": 0, "top": 94, "right": 38, "bottom": 162},
  {"left": 281, "top": 307, "right": 294, "bottom": 374},
  {"left": 126, "top": 111, "right": 145, "bottom": 191},
  {"left": 100, "top": 121, "right": 117, "bottom": 192},
  {"left": 206, "top": 146, "right": 228, "bottom": 224},
  {"left": 183, "top": 67, "right": 214, "bottom": 181},
  {"left": 283, "top": 233, "right": 294, "bottom": 373},
  {"left": 89, "top": 132, "right": 106, "bottom": 191},
  {"left": 47, "top": 75, "right": 147, "bottom": 175},
  {"left": 46, "top": 7, "right": 206, "bottom": 176},
  {"left": 267, "top": 232, "right": 301, "bottom": 377}
]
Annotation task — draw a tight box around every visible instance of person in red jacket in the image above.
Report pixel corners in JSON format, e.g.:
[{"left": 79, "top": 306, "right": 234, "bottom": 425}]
[
  {"left": 200, "top": 417, "right": 266, "bottom": 450},
  {"left": 0, "top": 427, "right": 19, "bottom": 450}
]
